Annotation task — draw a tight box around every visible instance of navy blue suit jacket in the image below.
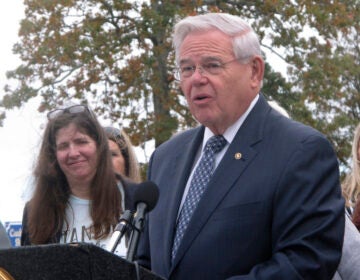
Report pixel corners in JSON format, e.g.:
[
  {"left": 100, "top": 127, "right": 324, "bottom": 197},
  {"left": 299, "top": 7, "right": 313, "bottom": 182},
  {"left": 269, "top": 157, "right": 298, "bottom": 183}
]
[{"left": 137, "top": 95, "right": 344, "bottom": 279}]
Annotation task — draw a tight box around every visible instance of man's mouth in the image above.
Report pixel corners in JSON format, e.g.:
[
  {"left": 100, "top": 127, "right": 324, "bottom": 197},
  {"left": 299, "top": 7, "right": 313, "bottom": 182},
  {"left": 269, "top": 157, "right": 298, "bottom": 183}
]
[{"left": 193, "top": 94, "right": 210, "bottom": 101}]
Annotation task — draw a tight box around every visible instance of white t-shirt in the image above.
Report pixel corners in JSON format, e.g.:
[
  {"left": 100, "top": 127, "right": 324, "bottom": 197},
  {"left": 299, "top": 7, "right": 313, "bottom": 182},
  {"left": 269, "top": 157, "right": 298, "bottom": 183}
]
[{"left": 59, "top": 195, "right": 127, "bottom": 258}]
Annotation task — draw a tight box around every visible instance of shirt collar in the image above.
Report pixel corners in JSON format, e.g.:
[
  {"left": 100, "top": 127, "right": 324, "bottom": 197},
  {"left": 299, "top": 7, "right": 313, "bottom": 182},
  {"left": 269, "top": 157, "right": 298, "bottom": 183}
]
[{"left": 203, "top": 94, "right": 259, "bottom": 148}]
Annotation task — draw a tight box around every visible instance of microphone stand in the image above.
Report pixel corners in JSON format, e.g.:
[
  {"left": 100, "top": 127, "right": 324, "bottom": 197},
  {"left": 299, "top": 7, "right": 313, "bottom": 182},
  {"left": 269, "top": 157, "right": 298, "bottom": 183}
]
[
  {"left": 126, "top": 202, "right": 147, "bottom": 262},
  {"left": 107, "top": 210, "right": 133, "bottom": 253}
]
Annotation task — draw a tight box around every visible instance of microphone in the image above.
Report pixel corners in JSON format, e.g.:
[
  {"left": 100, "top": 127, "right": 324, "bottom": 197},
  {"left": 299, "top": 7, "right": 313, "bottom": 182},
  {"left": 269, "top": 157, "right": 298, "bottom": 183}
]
[
  {"left": 126, "top": 181, "right": 159, "bottom": 262},
  {"left": 106, "top": 210, "right": 133, "bottom": 253}
]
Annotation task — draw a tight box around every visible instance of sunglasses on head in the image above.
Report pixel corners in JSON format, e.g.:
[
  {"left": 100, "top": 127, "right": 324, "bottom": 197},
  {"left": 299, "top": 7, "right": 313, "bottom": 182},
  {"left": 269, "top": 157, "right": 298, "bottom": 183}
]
[
  {"left": 104, "top": 127, "right": 127, "bottom": 150},
  {"left": 104, "top": 127, "right": 121, "bottom": 137},
  {"left": 47, "top": 104, "right": 90, "bottom": 120}
]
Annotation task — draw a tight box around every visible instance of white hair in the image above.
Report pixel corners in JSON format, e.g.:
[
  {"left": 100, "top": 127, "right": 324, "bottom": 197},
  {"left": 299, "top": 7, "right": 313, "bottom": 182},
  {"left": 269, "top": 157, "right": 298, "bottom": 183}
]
[
  {"left": 172, "top": 13, "right": 262, "bottom": 64},
  {"left": 268, "top": 100, "right": 290, "bottom": 118}
]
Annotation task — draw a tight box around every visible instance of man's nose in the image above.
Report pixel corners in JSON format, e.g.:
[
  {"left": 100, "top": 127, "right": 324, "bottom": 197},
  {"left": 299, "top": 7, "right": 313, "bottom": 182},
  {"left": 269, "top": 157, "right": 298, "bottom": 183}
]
[
  {"left": 190, "top": 65, "right": 208, "bottom": 83},
  {"left": 193, "top": 65, "right": 205, "bottom": 76}
]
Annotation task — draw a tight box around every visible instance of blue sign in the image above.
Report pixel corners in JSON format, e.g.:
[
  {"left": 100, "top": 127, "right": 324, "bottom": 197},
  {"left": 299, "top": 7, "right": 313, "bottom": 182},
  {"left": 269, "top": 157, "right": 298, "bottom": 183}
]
[{"left": 5, "top": 222, "right": 22, "bottom": 247}]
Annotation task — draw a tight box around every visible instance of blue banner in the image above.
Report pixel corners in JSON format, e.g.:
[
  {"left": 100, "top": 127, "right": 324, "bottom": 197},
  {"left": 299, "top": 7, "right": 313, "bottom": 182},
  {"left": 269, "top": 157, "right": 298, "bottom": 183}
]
[{"left": 5, "top": 222, "right": 22, "bottom": 247}]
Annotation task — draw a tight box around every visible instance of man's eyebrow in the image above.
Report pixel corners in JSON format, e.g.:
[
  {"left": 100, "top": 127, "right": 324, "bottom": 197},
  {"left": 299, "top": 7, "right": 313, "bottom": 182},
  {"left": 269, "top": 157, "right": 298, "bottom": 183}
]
[
  {"left": 179, "top": 56, "right": 222, "bottom": 64},
  {"left": 202, "top": 56, "right": 222, "bottom": 62},
  {"left": 178, "top": 58, "right": 192, "bottom": 65}
]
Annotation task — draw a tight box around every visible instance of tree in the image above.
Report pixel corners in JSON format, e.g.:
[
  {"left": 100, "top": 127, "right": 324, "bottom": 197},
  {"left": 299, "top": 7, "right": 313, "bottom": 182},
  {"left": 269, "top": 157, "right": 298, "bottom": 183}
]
[{"left": 1, "top": 0, "right": 359, "bottom": 172}]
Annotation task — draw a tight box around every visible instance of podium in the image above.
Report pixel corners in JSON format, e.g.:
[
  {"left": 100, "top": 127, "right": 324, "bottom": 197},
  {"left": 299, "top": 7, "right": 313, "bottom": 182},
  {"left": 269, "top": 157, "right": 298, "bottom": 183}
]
[{"left": 0, "top": 243, "right": 163, "bottom": 280}]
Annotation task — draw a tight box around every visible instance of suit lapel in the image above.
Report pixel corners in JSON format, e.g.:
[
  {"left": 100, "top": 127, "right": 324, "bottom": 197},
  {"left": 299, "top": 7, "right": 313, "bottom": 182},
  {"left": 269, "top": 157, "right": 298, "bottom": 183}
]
[
  {"left": 170, "top": 95, "right": 270, "bottom": 272},
  {"left": 161, "top": 127, "right": 205, "bottom": 270}
]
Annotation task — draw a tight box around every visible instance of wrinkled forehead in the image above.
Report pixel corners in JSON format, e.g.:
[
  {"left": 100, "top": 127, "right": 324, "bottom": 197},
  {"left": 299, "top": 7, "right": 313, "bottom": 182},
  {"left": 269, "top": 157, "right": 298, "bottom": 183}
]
[{"left": 178, "top": 29, "right": 234, "bottom": 62}]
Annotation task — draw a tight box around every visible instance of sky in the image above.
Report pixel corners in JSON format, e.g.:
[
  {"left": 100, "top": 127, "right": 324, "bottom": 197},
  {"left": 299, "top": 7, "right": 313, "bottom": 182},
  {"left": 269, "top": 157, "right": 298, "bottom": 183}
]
[
  {"left": 0, "top": 1, "right": 40, "bottom": 223},
  {"left": 0, "top": 2, "right": 288, "bottom": 224}
]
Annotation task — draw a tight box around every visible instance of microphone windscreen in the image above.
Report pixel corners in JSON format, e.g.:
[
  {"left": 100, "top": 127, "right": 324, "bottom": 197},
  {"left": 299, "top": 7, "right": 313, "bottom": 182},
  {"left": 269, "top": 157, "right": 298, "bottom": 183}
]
[{"left": 133, "top": 181, "right": 159, "bottom": 212}]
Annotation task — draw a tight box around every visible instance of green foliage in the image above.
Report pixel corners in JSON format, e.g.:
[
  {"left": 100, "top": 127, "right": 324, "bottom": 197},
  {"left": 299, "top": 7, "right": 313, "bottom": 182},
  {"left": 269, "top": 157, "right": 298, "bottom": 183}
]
[{"left": 1, "top": 0, "right": 359, "bottom": 173}]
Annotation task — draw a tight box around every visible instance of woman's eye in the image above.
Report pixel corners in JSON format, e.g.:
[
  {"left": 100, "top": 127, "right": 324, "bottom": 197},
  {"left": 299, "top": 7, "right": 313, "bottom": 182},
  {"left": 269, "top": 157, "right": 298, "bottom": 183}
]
[{"left": 56, "top": 144, "right": 68, "bottom": 151}]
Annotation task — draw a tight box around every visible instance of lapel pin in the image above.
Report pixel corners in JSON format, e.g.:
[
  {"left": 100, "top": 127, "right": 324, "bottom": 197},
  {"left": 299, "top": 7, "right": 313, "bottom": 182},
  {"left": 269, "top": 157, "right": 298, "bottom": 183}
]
[{"left": 234, "top": 152, "right": 242, "bottom": 160}]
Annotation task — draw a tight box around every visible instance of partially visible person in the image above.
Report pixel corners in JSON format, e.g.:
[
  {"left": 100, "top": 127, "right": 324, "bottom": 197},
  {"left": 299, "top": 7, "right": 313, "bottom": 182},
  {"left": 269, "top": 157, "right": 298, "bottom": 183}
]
[
  {"left": 104, "top": 126, "right": 141, "bottom": 183},
  {"left": 332, "top": 213, "right": 360, "bottom": 280},
  {"left": 0, "top": 221, "right": 11, "bottom": 249},
  {"left": 337, "top": 122, "right": 360, "bottom": 279},
  {"left": 342, "top": 123, "right": 360, "bottom": 227},
  {"left": 20, "top": 104, "right": 136, "bottom": 258},
  {"left": 137, "top": 13, "right": 344, "bottom": 279},
  {"left": 267, "top": 100, "right": 290, "bottom": 118}
]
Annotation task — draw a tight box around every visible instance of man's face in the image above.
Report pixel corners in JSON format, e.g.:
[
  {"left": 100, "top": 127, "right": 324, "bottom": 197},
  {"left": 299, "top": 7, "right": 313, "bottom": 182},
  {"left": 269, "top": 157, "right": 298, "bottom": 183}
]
[{"left": 178, "top": 29, "right": 262, "bottom": 135}]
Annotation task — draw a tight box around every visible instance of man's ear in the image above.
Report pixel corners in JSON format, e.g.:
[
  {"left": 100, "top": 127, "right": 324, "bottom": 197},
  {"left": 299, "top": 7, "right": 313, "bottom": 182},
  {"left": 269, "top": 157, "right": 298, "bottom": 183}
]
[{"left": 250, "top": 56, "right": 265, "bottom": 88}]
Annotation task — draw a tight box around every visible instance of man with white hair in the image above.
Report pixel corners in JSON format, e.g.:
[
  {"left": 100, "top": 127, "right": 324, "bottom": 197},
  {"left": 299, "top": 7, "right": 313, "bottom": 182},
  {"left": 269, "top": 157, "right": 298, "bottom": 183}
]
[{"left": 137, "top": 13, "right": 344, "bottom": 279}]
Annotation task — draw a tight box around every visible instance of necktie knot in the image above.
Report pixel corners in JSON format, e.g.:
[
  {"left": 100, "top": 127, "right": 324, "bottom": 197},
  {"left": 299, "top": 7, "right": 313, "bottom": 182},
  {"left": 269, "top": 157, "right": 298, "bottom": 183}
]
[{"left": 204, "top": 135, "right": 227, "bottom": 154}]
